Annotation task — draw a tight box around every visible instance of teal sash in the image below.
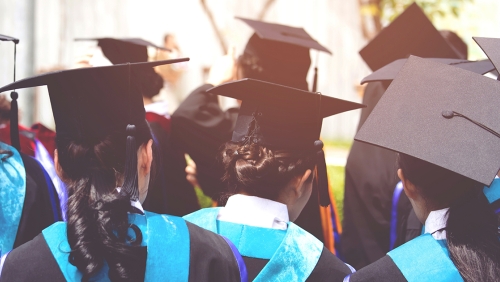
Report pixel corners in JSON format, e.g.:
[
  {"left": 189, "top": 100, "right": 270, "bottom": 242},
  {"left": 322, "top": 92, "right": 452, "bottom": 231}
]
[
  {"left": 184, "top": 207, "right": 323, "bottom": 281},
  {"left": 0, "top": 143, "right": 26, "bottom": 256},
  {"left": 388, "top": 234, "right": 463, "bottom": 282},
  {"left": 42, "top": 211, "right": 190, "bottom": 281},
  {"left": 484, "top": 178, "right": 500, "bottom": 204}
]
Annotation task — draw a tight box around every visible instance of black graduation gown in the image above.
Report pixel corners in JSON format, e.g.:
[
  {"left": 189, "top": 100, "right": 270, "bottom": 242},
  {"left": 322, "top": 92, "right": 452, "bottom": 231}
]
[
  {"left": 0, "top": 221, "right": 240, "bottom": 282},
  {"left": 171, "top": 84, "right": 325, "bottom": 242},
  {"left": 13, "top": 153, "right": 61, "bottom": 248},
  {"left": 171, "top": 84, "right": 238, "bottom": 199},
  {"left": 345, "top": 255, "right": 407, "bottom": 282},
  {"left": 243, "top": 247, "right": 352, "bottom": 281},
  {"left": 143, "top": 121, "right": 200, "bottom": 215},
  {"left": 341, "top": 81, "right": 408, "bottom": 268}
]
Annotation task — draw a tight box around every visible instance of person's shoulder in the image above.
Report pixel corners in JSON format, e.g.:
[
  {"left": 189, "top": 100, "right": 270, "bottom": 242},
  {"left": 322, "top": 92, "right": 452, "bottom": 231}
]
[
  {"left": 0, "top": 233, "right": 65, "bottom": 282},
  {"left": 306, "top": 247, "right": 353, "bottom": 282},
  {"left": 185, "top": 221, "right": 241, "bottom": 282},
  {"left": 346, "top": 255, "right": 406, "bottom": 282}
]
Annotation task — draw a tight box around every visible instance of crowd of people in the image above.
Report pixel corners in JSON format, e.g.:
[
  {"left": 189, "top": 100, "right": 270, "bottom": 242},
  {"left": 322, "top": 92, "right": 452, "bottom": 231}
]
[{"left": 0, "top": 2, "right": 499, "bottom": 281}]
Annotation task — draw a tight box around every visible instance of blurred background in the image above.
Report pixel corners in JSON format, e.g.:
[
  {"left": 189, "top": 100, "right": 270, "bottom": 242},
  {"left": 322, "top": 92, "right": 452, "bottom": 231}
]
[{"left": 2, "top": 0, "right": 499, "bottom": 211}]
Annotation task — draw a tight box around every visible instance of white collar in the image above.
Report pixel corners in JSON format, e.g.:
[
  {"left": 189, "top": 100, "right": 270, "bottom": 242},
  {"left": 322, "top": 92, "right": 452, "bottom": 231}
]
[
  {"left": 217, "top": 194, "right": 289, "bottom": 230},
  {"left": 144, "top": 101, "right": 170, "bottom": 118},
  {"left": 424, "top": 207, "right": 449, "bottom": 240}
]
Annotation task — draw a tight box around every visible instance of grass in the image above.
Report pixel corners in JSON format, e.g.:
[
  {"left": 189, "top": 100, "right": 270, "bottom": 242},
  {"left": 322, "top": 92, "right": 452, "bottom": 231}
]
[
  {"left": 322, "top": 139, "right": 353, "bottom": 150},
  {"left": 195, "top": 186, "right": 214, "bottom": 208},
  {"left": 328, "top": 165, "right": 345, "bottom": 223}
]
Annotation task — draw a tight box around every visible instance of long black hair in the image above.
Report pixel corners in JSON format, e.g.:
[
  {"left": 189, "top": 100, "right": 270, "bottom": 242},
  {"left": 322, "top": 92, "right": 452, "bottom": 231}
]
[
  {"left": 57, "top": 119, "right": 155, "bottom": 281},
  {"left": 398, "top": 153, "right": 500, "bottom": 281}
]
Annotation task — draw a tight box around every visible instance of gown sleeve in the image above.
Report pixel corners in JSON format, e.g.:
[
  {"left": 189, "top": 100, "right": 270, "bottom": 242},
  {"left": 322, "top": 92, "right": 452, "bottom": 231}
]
[
  {"left": 13, "top": 154, "right": 61, "bottom": 248},
  {"left": 0, "top": 234, "right": 65, "bottom": 282},
  {"left": 346, "top": 255, "right": 406, "bottom": 282},
  {"left": 171, "top": 84, "right": 238, "bottom": 199},
  {"left": 186, "top": 221, "right": 241, "bottom": 282},
  {"left": 306, "top": 247, "right": 353, "bottom": 281}
]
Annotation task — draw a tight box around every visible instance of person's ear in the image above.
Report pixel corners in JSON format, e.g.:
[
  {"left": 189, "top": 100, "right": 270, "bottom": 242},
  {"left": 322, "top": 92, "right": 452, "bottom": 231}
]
[
  {"left": 398, "top": 168, "right": 417, "bottom": 200},
  {"left": 294, "top": 169, "right": 313, "bottom": 197},
  {"left": 54, "top": 149, "right": 64, "bottom": 180},
  {"left": 138, "top": 139, "right": 153, "bottom": 176}
]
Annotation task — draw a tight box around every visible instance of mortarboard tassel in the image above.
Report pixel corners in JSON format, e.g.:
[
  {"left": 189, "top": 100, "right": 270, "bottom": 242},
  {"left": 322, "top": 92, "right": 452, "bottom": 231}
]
[
  {"left": 10, "top": 42, "right": 20, "bottom": 150},
  {"left": 314, "top": 140, "right": 331, "bottom": 207},
  {"left": 10, "top": 91, "right": 20, "bottom": 150},
  {"left": 312, "top": 67, "right": 318, "bottom": 92},
  {"left": 312, "top": 51, "right": 320, "bottom": 92},
  {"left": 121, "top": 124, "right": 139, "bottom": 200}
]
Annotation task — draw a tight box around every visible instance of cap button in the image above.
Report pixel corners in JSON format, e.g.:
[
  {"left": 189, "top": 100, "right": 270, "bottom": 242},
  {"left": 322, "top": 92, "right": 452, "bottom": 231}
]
[{"left": 442, "top": 110, "right": 455, "bottom": 119}]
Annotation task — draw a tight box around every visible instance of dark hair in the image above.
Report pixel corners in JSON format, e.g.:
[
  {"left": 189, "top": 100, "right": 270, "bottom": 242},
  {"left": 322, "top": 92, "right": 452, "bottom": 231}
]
[
  {"left": 220, "top": 142, "right": 316, "bottom": 201},
  {"left": 58, "top": 120, "right": 155, "bottom": 281},
  {"left": 134, "top": 69, "right": 163, "bottom": 100},
  {"left": 0, "top": 149, "right": 13, "bottom": 160},
  {"left": 397, "top": 153, "right": 500, "bottom": 281}
]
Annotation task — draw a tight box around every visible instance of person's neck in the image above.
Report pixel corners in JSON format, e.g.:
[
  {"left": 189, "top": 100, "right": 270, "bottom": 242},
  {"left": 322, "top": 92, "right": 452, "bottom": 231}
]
[{"left": 143, "top": 97, "right": 153, "bottom": 106}]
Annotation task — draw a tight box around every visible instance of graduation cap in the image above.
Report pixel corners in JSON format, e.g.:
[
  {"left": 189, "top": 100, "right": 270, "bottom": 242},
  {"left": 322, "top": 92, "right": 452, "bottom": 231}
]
[
  {"left": 0, "top": 34, "right": 21, "bottom": 150},
  {"left": 359, "top": 3, "right": 462, "bottom": 71},
  {"left": 0, "top": 58, "right": 189, "bottom": 200},
  {"left": 237, "top": 17, "right": 331, "bottom": 91},
  {"left": 208, "top": 78, "right": 365, "bottom": 206},
  {"left": 75, "top": 37, "right": 169, "bottom": 65},
  {"left": 361, "top": 58, "right": 495, "bottom": 84},
  {"left": 76, "top": 37, "right": 167, "bottom": 99},
  {"left": 0, "top": 34, "right": 19, "bottom": 44},
  {"left": 355, "top": 56, "right": 500, "bottom": 186},
  {"left": 474, "top": 37, "right": 500, "bottom": 80}
]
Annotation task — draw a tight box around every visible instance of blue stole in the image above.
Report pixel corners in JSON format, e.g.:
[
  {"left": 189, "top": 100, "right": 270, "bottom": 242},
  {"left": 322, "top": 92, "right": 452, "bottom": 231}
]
[
  {"left": 42, "top": 211, "right": 190, "bottom": 281},
  {"left": 388, "top": 234, "right": 463, "bottom": 282},
  {"left": 184, "top": 207, "right": 324, "bottom": 281},
  {"left": 484, "top": 178, "right": 500, "bottom": 207},
  {"left": 0, "top": 143, "right": 26, "bottom": 256}
]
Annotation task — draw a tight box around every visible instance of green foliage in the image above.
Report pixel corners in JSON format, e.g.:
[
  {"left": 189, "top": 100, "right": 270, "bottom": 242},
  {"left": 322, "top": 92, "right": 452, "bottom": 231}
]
[{"left": 380, "top": 0, "right": 473, "bottom": 22}]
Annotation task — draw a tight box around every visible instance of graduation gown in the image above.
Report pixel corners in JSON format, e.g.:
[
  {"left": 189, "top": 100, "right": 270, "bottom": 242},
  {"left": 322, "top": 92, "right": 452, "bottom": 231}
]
[
  {"left": 144, "top": 113, "right": 199, "bottom": 215},
  {"left": 345, "top": 234, "right": 463, "bottom": 282},
  {"left": 342, "top": 81, "right": 406, "bottom": 268},
  {"left": 0, "top": 143, "right": 61, "bottom": 256},
  {"left": 0, "top": 211, "right": 242, "bottom": 282},
  {"left": 171, "top": 84, "right": 326, "bottom": 242},
  {"left": 394, "top": 177, "right": 500, "bottom": 247},
  {"left": 184, "top": 207, "right": 353, "bottom": 281}
]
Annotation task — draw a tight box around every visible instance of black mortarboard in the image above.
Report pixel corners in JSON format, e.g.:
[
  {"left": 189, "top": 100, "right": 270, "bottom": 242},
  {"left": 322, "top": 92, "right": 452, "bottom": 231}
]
[
  {"left": 361, "top": 58, "right": 494, "bottom": 84},
  {"left": 473, "top": 37, "right": 500, "bottom": 80},
  {"left": 237, "top": 17, "right": 331, "bottom": 91},
  {"left": 0, "top": 34, "right": 20, "bottom": 150},
  {"left": 0, "top": 58, "right": 189, "bottom": 199},
  {"left": 355, "top": 56, "right": 500, "bottom": 186},
  {"left": 76, "top": 37, "right": 166, "bottom": 99},
  {"left": 208, "top": 78, "right": 365, "bottom": 206},
  {"left": 359, "top": 3, "right": 461, "bottom": 71},
  {"left": 237, "top": 17, "right": 331, "bottom": 54},
  {"left": 0, "top": 34, "right": 19, "bottom": 44},
  {"left": 75, "top": 37, "right": 169, "bottom": 65}
]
